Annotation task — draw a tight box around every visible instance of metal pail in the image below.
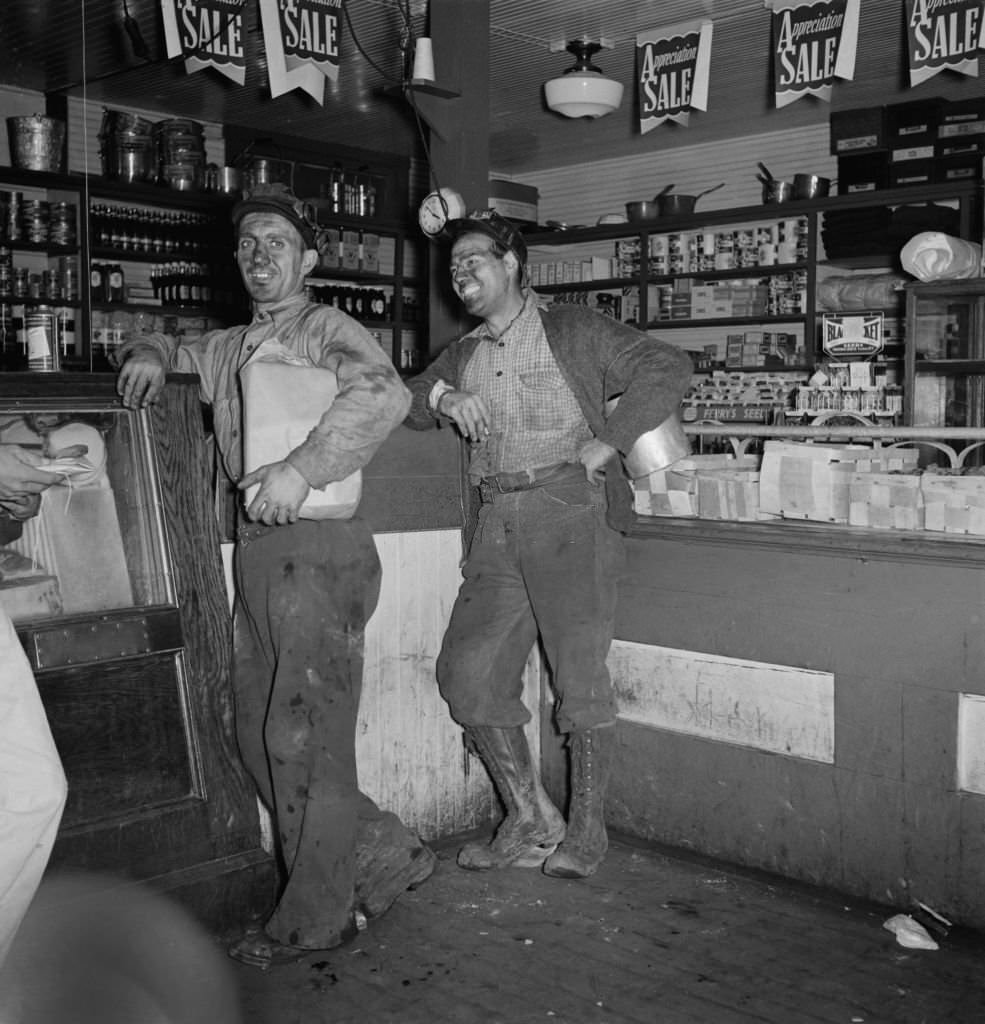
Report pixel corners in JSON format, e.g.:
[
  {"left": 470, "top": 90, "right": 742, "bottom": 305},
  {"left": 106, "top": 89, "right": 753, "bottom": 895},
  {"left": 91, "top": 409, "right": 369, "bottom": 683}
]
[
  {"left": 7, "top": 115, "right": 66, "bottom": 172},
  {"left": 605, "top": 397, "right": 691, "bottom": 478}
]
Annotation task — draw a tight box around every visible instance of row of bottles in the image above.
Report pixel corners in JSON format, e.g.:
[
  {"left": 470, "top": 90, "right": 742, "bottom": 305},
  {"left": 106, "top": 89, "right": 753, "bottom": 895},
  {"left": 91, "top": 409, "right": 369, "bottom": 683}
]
[
  {"left": 90, "top": 262, "right": 127, "bottom": 303},
  {"left": 307, "top": 283, "right": 425, "bottom": 324},
  {"left": 151, "top": 263, "right": 214, "bottom": 306},
  {"left": 89, "top": 260, "right": 244, "bottom": 310},
  {"left": 318, "top": 165, "right": 381, "bottom": 219},
  {"left": 89, "top": 203, "right": 226, "bottom": 256}
]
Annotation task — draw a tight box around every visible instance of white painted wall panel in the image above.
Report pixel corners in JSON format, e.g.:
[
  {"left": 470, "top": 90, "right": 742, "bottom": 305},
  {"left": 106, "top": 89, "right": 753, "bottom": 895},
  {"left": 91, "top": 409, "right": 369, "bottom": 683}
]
[
  {"left": 360, "top": 528, "right": 482, "bottom": 839},
  {"left": 609, "top": 639, "right": 835, "bottom": 763},
  {"left": 513, "top": 124, "right": 833, "bottom": 228},
  {"left": 957, "top": 693, "right": 985, "bottom": 795}
]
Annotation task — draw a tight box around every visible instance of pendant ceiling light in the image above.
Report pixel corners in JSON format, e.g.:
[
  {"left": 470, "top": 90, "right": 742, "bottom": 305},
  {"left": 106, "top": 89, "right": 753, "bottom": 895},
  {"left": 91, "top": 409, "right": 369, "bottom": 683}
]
[{"left": 544, "top": 40, "right": 624, "bottom": 119}]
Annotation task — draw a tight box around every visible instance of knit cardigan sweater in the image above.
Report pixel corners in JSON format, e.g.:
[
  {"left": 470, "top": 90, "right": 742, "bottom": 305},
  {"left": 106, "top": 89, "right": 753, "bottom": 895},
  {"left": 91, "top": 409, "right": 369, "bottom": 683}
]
[{"left": 404, "top": 303, "right": 693, "bottom": 532}]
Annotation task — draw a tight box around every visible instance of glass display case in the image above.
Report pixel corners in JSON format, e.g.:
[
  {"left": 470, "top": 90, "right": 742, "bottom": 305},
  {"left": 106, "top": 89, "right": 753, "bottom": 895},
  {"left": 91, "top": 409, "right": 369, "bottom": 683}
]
[
  {"left": 0, "top": 374, "right": 272, "bottom": 931},
  {"left": 0, "top": 403, "right": 170, "bottom": 624},
  {"left": 905, "top": 278, "right": 985, "bottom": 430}
]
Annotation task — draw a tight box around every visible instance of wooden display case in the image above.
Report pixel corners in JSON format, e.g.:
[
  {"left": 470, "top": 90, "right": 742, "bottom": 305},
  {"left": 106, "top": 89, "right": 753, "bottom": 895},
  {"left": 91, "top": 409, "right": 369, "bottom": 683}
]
[
  {"left": 0, "top": 374, "right": 273, "bottom": 931},
  {"left": 904, "top": 278, "right": 985, "bottom": 431}
]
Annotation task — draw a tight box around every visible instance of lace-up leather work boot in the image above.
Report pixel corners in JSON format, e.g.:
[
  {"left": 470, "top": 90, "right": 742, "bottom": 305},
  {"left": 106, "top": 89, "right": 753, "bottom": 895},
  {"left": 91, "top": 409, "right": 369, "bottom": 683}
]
[
  {"left": 543, "top": 726, "right": 613, "bottom": 879},
  {"left": 458, "top": 725, "right": 566, "bottom": 871}
]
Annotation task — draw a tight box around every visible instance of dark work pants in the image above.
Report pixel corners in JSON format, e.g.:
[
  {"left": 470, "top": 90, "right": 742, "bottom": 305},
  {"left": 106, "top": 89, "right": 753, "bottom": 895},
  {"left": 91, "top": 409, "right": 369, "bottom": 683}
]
[
  {"left": 437, "top": 473, "right": 624, "bottom": 735},
  {"left": 232, "top": 516, "right": 391, "bottom": 949}
]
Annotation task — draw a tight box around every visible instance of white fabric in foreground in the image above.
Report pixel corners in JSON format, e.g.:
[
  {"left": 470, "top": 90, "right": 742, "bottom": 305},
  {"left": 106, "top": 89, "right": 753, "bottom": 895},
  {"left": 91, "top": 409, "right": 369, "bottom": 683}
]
[{"left": 900, "top": 231, "right": 983, "bottom": 282}]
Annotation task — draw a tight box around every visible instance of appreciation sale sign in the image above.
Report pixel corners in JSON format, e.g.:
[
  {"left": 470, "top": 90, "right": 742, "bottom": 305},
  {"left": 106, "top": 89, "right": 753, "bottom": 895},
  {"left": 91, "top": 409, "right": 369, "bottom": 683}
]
[
  {"left": 772, "top": 0, "right": 860, "bottom": 108},
  {"left": 906, "top": 0, "right": 985, "bottom": 86},
  {"left": 260, "top": 0, "right": 344, "bottom": 103},
  {"left": 636, "top": 19, "right": 714, "bottom": 134},
  {"left": 160, "top": 0, "right": 247, "bottom": 85}
]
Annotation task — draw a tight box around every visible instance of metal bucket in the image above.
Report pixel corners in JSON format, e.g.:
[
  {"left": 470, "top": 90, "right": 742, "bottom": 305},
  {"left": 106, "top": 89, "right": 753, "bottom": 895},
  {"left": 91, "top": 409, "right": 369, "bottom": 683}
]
[
  {"left": 100, "top": 135, "right": 157, "bottom": 183},
  {"left": 7, "top": 115, "right": 66, "bottom": 172},
  {"left": 605, "top": 398, "right": 691, "bottom": 478}
]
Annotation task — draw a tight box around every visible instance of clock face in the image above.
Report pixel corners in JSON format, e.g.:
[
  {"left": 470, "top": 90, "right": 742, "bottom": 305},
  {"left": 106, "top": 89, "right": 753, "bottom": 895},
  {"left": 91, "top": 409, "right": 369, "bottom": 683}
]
[{"left": 418, "top": 188, "right": 465, "bottom": 237}]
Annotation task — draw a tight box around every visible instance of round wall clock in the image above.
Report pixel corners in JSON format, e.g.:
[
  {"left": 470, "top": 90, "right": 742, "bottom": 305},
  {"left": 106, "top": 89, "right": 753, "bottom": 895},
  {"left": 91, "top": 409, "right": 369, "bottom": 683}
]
[{"left": 418, "top": 187, "right": 466, "bottom": 237}]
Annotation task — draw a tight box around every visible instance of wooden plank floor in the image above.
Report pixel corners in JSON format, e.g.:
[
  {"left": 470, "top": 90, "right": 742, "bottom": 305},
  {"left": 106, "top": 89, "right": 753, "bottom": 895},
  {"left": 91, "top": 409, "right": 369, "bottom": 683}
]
[{"left": 234, "top": 834, "right": 985, "bottom": 1024}]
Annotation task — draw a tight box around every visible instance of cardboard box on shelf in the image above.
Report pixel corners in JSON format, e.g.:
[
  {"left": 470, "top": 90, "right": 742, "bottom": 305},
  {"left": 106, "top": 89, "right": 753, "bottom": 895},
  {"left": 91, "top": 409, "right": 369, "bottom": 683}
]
[
  {"left": 830, "top": 105, "right": 887, "bottom": 154},
  {"left": 837, "top": 153, "right": 889, "bottom": 194},
  {"left": 488, "top": 179, "right": 538, "bottom": 228},
  {"left": 885, "top": 97, "right": 942, "bottom": 147},
  {"left": 361, "top": 232, "right": 380, "bottom": 273},
  {"left": 341, "top": 230, "right": 361, "bottom": 270}
]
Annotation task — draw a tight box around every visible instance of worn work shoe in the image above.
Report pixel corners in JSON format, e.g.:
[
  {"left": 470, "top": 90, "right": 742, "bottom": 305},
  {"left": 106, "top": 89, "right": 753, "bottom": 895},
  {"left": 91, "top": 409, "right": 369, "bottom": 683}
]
[
  {"left": 458, "top": 725, "right": 566, "bottom": 871},
  {"left": 227, "top": 918, "right": 360, "bottom": 971},
  {"left": 355, "top": 815, "right": 438, "bottom": 919},
  {"left": 543, "top": 727, "right": 614, "bottom": 879}
]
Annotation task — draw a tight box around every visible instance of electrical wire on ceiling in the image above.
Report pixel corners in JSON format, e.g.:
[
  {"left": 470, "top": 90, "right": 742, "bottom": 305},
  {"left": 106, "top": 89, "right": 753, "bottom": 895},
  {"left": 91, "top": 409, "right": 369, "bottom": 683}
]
[
  {"left": 49, "top": 0, "right": 249, "bottom": 95},
  {"left": 344, "top": 0, "right": 445, "bottom": 196}
]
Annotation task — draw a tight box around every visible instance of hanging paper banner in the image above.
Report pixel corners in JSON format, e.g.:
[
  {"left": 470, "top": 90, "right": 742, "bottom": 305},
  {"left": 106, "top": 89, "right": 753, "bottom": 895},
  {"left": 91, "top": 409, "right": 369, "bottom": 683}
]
[
  {"left": 906, "top": 0, "right": 985, "bottom": 86},
  {"left": 160, "top": 0, "right": 247, "bottom": 85},
  {"left": 772, "top": 0, "right": 860, "bottom": 109},
  {"left": 259, "top": 0, "right": 344, "bottom": 104},
  {"left": 636, "top": 19, "right": 714, "bottom": 135}
]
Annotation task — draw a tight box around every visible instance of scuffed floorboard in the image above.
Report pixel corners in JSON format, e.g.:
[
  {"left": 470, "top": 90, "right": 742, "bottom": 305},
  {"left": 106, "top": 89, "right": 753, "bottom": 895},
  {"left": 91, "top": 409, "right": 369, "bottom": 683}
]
[{"left": 234, "top": 835, "right": 985, "bottom": 1024}]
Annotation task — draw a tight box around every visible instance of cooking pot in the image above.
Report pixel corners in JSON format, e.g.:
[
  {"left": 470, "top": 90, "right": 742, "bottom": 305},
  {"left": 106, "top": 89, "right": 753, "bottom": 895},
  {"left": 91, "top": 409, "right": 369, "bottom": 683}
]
[
  {"left": 762, "top": 179, "right": 795, "bottom": 204},
  {"left": 204, "top": 163, "right": 242, "bottom": 195},
  {"left": 656, "top": 183, "right": 725, "bottom": 217},
  {"left": 626, "top": 182, "right": 726, "bottom": 222},
  {"left": 625, "top": 200, "right": 660, "bottom": 222},
  {"left": 793, "top": 173, "right": 831, "bottom": 200}
]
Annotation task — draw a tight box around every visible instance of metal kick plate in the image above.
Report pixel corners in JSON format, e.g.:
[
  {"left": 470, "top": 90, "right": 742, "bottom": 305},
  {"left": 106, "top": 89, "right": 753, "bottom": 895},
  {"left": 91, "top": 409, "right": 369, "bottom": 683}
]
[{"left": 34, "top": 616, "right": 154, "bottom": 670}]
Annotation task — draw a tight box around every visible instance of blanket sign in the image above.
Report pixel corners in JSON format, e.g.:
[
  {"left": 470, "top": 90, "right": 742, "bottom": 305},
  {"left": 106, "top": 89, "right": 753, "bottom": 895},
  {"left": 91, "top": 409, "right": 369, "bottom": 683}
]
[
  {"left": 260, "top": 0, "right": 344, "bottom": 103},
  {"left": 636, "top": 19, "right": 713, "bottom": 134},
  {"left": 772, "top": 0, "right": 860, "bottom": 108},
  {"left": 905, "top": 0, "right": 985, "bottom": 86},
  {"left": 160, "top": 0, "right": 247, "bottom": 85},
  {"left": 822, "top": 314, "right": 884, "bottom": 357}
]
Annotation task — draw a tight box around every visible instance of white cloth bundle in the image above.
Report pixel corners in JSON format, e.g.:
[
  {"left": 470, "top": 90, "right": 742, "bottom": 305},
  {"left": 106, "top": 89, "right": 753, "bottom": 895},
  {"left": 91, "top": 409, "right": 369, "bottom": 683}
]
[
  {"left": 240, "top": 340, "right": 362, "bottom": 521},
  {"left": 900, "top": 231, "right": 983, "bottom": 282}
]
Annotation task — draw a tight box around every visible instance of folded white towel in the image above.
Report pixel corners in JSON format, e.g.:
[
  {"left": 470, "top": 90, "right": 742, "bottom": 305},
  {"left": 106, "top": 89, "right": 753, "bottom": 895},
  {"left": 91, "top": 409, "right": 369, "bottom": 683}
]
[{"left": 900, "top": 231, "right": 983, "bottom": 282}]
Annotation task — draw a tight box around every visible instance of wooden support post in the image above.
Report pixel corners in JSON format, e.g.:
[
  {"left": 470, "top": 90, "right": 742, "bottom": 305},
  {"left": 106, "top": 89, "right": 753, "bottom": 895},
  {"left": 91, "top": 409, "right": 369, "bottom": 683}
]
[{"left": 422, "top": 0, "right": 490, "bottom": 360}]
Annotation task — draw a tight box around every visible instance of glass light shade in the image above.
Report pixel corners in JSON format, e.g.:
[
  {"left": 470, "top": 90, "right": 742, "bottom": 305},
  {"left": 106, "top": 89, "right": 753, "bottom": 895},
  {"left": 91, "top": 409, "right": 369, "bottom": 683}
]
[{"left": 544, "top": 73, "right": 624, "bottom": 118}]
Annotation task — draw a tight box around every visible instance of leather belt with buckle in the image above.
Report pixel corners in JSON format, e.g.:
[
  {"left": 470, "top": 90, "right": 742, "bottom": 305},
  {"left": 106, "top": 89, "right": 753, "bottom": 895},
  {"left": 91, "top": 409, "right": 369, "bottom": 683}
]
[{"left": 478, "top": 461, "right": 582, "bottom": 496}]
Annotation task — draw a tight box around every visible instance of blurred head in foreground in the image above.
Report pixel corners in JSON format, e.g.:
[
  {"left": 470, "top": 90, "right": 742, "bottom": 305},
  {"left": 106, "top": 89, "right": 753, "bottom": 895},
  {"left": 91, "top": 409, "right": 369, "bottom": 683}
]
[{"left": 0, "top": 872, "right": 242, "bottom": 1024}]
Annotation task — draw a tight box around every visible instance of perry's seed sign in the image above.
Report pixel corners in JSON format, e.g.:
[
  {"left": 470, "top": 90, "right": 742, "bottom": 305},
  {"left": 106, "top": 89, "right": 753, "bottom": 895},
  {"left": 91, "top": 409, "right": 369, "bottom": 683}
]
[
  {"left": 772, "top": 0, "right": 860, "bottom": 109},
  {"left": 636, "top": 19, "right": 713, "bottom": 134},
  {"left": 906, "top": 0, "right": 985, "bottom": 87}
]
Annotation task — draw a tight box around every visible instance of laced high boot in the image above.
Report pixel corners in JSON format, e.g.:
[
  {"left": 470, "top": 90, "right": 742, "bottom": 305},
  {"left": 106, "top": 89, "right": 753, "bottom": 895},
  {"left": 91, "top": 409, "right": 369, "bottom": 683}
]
[
  {"left": 543, "top": 726, "right": 614, "bottom": 879},
  {"left": 458, "top": 725, "right": 567, "bottom": 871}
]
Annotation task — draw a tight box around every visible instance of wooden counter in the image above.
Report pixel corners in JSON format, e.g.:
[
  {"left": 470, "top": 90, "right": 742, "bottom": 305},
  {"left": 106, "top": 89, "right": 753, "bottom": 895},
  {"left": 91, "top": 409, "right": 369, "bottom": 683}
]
[{"left": 581, "top": 513, "right": 985, "bottom": 930}]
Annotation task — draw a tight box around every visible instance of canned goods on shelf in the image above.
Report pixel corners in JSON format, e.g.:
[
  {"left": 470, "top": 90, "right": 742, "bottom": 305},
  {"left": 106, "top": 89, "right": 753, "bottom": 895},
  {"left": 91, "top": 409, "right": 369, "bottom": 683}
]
[{"left": 25, "top": 305, "right": 58, "bottom": 371}]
